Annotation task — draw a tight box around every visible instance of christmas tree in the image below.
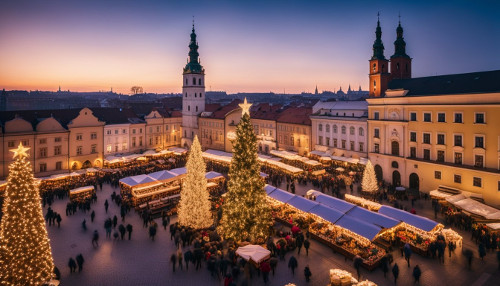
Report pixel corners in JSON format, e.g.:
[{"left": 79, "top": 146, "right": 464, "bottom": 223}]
[
  {"left": 0, "top": 143, "right": 55, "bottom": 285},
  {"left": 361, "top": 160, "right": 379, "bottom": 193},
  {"left": 220, "top": 98, "right": 272, "bottom": 242},
  {"left": 178, "top": 135, "right": 213, "bottom": 229}
]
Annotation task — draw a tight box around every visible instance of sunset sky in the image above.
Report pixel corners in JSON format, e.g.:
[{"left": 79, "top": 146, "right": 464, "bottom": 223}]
[{"left": 0, "top": 0, "right": 498, "bottom": 94}]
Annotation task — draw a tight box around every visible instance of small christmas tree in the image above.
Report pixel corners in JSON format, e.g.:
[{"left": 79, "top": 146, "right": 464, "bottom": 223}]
[
  {"left": 0, "top": 143, "right": 55, "bottom": 285},
  {"left": 178, "top": 136, "right": 213, "bottom": 229},
  {"left": 361, "top": 160, "right": 379, "bottom": 193},
  {"left": 220, "top": 98, "right": 272, "bottom": 242}
]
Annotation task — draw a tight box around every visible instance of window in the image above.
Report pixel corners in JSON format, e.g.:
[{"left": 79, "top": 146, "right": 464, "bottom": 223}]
[
  {"left": 56, "top": 161, "right": 62, "bottom": 171},
  {"left": 423, "top": 133, "right": 431, "bottom": 144},
  {"left": 132, "top": 137, "right": 136, "bottom": 147},
  {"left": 410, "top": 147, "right": 416, "bottom": 158},
  {"left": 350, "top": 127, "right": 355, "bottom": 135},
  {"left": 22, "top": 140, "right": 29, "bottom": 146},
  {"left": 326, "top": 137, "right": 330, "bottom": 146},
  {"left": 435, "top": 171, "right": 441, "bottom": 180},
  {"left": 341, "top": 140, "right": 346, "bottom": 149},
  {"left": 473, "top": 177, "right": 482, "bottom": 188},
  {"left": 437, "top": 134, "right": 445, "bottom": 145},
  {"left": 325, "top": 124, "right": 330, "bottom": 133},
  {"left": 40, "top": 163, "right": 47, "bottom": 172},
  {"left": 391, "top": 141, "right": 400, "bottom": 156},
  {"left": 475, "top": 155, "right": 484, "bottom": 168},
  {"left": 374, "top": 112, "right": 379, "bottom": 120},
  {"left": 76, "top": 134, "right": 83, "bottom": 141},
  {"left": 437, "top": 113, "right": 446, "bottom": 122},
  {"left": 133, "top": 129, "right": 136, "bottom": 134},
  {"left": 140, "top": 128, "right": 143, "bottom": 134},
  {"left": 374, "top": 128, "right": 380, "bottom": 138},
  {"left": 39, "top": 138, "right": 47, "bottom": 144},
  {"left": 8, "top": 141, "right": 14, "bottom": 147},
  {"left": 156, "top": 126, "right": 160, "bottom": 132},
  {"left": 39, "top": 148, "right": 47, "bottom": 158},
  {"left": 350, "top": 141, "right": 355, "bottom": 151},
  {"left": 318, "top": 124, "right": 322, "bottom": 132},
  {"left": 437, "top": 150, "right": 445, "bottom": 162},
  {"left": 333, "top": 125, "right": 337, "bottom": 133},
  {"left": 196, "top": 106, "right": 198, "bottom": 112},
  {"left": 359, "top": 142, "right": 364, "bottom": 152},
  {"left": 91, "top": 132, "right": 97, "bottom": 139},
  {"left": 410, "top": 112, "right": 417, "bottom": 121},
  {"left": 122, "top": 129, "right": 126, "bottom": 134},
  {"left": 454, "top": 135, "right": 463, "bottom": 147},
  {"left": 392, "top": 161, "right": 399, "bottom": 168},
  {"left": 188, "top": 106, "right": 190, "bottom": 111},
  {"left": 318, "top": 136, "right": 323, "bottom": 145},
  {"left": 454, "top": 174, "right": 461, "bottom": 184},
  {"left": 76, "top": 146, "right": 82, "bottom": 155},
  {"left": 475, "top": 113, "right": 485, "bottom": 124},
  {"left": 139, "top": 137, "right": 143, "bottom": 146},
  {"left": 149, "top": 127, "right": 153, "bottom": 133},
  {"left": 423, "top": 113, "right": 431, "bottom": 122},
  {"left": 410, "top": 132, "right": 417, "bottom": 142},
  {"left": 374, "top": 143, "right": 380, "bottom": 153},
  {"left": 115, "top": 129, "right": 118, "bottom": 135},
  {"left": 192, "top": 77, "right": 196, "bottom": 85},
  {"left": 91, "top": 144, "right": 97, "bottom": 154},
  {"left": 454, "top": 113, "right": 463, "bottom": 123},
  {"left": 54, "top": 146, "right": 61, "bottom": 156},
  {"left": 155, "top": 137, "right": 159, "bottom": 145},
  {"left": 290, "top": 136, "right": 294, "bottom": 146},
  {"left": 341, "top": 126, "right": 346, "bottom": 134},
  {"left": 359, "top": 128, "right": 364, "bottom": 136},
  {"left": 454, "top": 153, "right": 463, "bottom": 165},
  {"left": 200, "top": 93, "right": 202, "bottom": 98},
  {"left": 475, "top": 136, "right": 484, "bottom": 148},
  {"left": 55, "top": 137, "right": 62, "bottom": 143},
  {"left": 106, "top": 130, "right": 112, "bottom": 135},
  {"left": 423, "top": 149, "right": 431, "bottom": 160}
]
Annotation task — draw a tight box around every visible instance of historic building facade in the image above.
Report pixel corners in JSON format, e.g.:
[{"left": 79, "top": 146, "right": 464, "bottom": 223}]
[{"left": 276, "top": 107, "right": 312, "bottom": 156}]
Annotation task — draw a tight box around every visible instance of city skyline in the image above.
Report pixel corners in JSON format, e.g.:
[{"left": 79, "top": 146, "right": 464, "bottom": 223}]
[{"left": 0, "top": 0, "right": 498, "bottom": 94}]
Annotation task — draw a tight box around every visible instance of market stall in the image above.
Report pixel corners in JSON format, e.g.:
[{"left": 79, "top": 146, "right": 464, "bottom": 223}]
[
  {"left": 344, "top": 194, "right": 382, "bottom": 211},
  {"left": 235, "top": 245, "right": 271, "bottom": 266},
  {"left": 446, "top": 194, "right": 500, "bottom": 222},
  {"left": 69, "top": 186, "right": 95, "bottom": 204}
]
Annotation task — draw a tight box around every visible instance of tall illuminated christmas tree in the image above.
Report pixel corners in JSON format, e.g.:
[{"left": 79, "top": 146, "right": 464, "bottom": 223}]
[
  {"left": 361, "top": 160, "right": 379, "bottom": 193},
  {"left": 0, "top": 143, "right": 55, "bottom": 285},
  {"left": 220, "top": 98, "right": 272, "bottom": 242},
  {"left": 178, "top": 135, "right": 213, "bottom": 229}
]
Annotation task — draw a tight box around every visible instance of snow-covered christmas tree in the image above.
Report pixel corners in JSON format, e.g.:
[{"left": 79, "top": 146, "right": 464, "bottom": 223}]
[
  {"left": 220, "top": 98, "right": 272, "bottom": 242},
  {"left": 361, "top": 160, "right": 379, "bottom": 193},
  {"left": 178, "top": 136, "right": 213, "bottom": 229},
  {"left": 0, "top": 143, "right": 55, "bottom": 285}
]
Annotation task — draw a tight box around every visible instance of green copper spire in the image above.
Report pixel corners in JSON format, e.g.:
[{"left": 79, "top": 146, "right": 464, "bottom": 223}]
[
  {"left": 391, "top": 17, "right": 410, "bottom": 59},
  {"left": 371, "top": 13, "right": 386, "bottom": 60},
  {"left": 184, "top": 22, "right": 204, "bottom": 74}
]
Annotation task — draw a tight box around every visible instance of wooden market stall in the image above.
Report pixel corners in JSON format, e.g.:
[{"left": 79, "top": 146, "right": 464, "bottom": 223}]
[{"left": 69, "top": 186, "right": 96, "bottom": 204}]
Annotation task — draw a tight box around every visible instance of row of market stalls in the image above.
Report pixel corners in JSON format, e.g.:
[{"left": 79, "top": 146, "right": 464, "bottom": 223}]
[
  {"left": 309, "top": 150, "right": 369, "bottom": 166},
  {"left": 269, "top": 150, "right": 323, "bottom": 172},
  {"left": 104, "top": 147, "right": 187, "bottom": 168}
]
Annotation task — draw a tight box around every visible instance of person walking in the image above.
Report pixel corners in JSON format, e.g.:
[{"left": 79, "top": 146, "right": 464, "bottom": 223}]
[
  {"left": 353, "top": 255, "right": 362, "bottom": 280},
  {"left": 413, "top": 265, "right": 421, "bottom": 284},
  {"left": 104, "top": 199, "right": 109, "bottom": 213},
  {"left": 92, "top": 230, "right": 99, "bottom": 248},
  {"left": 118, "top": 224, "right": 126, "bottom": 240},
  {"left": 269, "top": 255, "right": 278, "bottom": 276},
  {"left": 392, "top": 263, "right": 399, "bottom": 284},
  {"left": 260, "top": 260, "right": 271, "bottom": 283},
  {"left": 171, "top": 253, "right": 177, "bottom": 272},
  {"left": 404, "top": 243, "right": 412, "bottom": 267},
  {"left": 184, "top": 249, "right": 193, "bottom": 270},
  {"left": 126, "top": 224, "right": 133, "bottom": 240},
  {"left": 149, "top": 224, "right": 157, "bottom": 241},
  {"left": 76, "top": 254, "right": 84, "bottom": 272},
  {"left": 82, "top": 219, "right": 87, "bottom": 231},
  {"left": 479, "top": 242, "right": 486, "bottom": 260},
  {"left": 288, "top": 255, "right": 298, "bottom": 275},
  {"left": 381, "top": 255, "right": 389, "bottom": 278},
  {"left": 304, "top": 239, "right": 310, "bottom": 256},
  {"left": 177, "top": 249, "right": 183, "bottom": 271},
  {"left": 112, "top": 215, "right": 118, "bottom": 228},
  {"left": 56, "top": 214, "right": 62, "bottom": 228},
  {"left": 68, "top": 258, "right": 77, "bottom": 273},
  {"left": 463, "top": 249, "right": 473, "bottom": 270},
  {"left": 304, "top": 265, "right": 312, "bottom": 282},
  {"left": 296, "top": 235, "right": 303, "bottom": 255},
  {"left": 90, "top": 210, "right": 95, "bottom": 222}
]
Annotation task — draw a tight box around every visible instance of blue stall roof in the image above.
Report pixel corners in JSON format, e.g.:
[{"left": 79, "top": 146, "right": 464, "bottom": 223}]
[
  {"left": 268, "top": 188, "right": 294, "bottom": 203},
  {"left": 335, "top": 215, "right": 382, "bottom": 241},
  {"left": 315, "top": 194, "right": 356, "bottom": 213},
  {"left": 205, "top": 171, "right": 223, "bottom": 180},
  {"left": 149, "top": 170, "right": 177, "bottom": 181},
  {"left": 119, "top": 174, "right": 155, "bottom": 186},
  {"left": 264, "top": 184, "right": 277, "bottom": 195},
  {"left": 346, "top": 206, "right": 400, "bottom": 229},
  {"left": 378, "top": 206, "right": 439, "bottom": 232},
  {"left": 287, "top": 196, "right": 319, "bottom": 212},
  {"left": 169, "top": 167, "right": 187, "bottom": 176},
  {"left": 309, "top": 204, "right": 344, "bottom": 224}
]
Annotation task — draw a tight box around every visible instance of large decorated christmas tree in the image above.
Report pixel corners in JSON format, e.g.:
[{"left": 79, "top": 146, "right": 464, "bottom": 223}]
[
  {"left": 220, "top": 98, "right": 272, "bottom": 242},
  {"left": 361, "top": 160, "right": 379, "bottom": 193},
  {"left": 0, "top": 143, "right": 55, "bottom": 285},
  {"left": 178, "top": 135, "right": 213, "bottom": 229}
]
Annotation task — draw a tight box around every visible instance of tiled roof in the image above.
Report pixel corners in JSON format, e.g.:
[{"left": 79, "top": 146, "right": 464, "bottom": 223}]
[
  {"left": 276, "top": 106, "right": 312, "bottom": 125},
  {"left": 250, "top": 103, "right": 283, "bottom": 120},
  {"left": 91, "top": 108, "right": 142, "bottom": 124},
  {"left": 0, "top": 109, "right": 82, "bottom": 130},
  {"left": 208, "top": 100, "right": 242, "bottom": 119},
  {"left": 387, "top": 70, "right": 500, "bottom": 96}
]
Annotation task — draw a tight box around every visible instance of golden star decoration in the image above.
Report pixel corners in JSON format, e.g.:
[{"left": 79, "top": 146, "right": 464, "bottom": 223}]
[
  {"left": 10, "top": 142, "right": 30, "bottom": 159},
  {"left": 239, "top": 97, "right": 252, "bottom": 116}
]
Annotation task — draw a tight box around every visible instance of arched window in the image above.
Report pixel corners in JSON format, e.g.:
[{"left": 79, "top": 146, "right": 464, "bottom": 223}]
[
  {"left": 391, "top": 161, "right": 399, "bottom": 168},
  {"left": 194, "top": 93, "right": 197, "bottom": 98},
  {"left": 372, "top": 63, "right": 376, "bottom": 72},
  {"left": 333, "top": 125, "right": 337, "bottom": 133},
  {"left": 359, "top": 128, "right": 364, "bottom": 136},
  {"left": 192, "top": 77, "right": 196, "bottom": 85},
  {"left": 396, "top": 63, "right": 400, "bottom": 70},
  {"left": 185, "top": 93, "right": 187, "bottom": 98},
  {"left": 341, "top": 126, "right": 346, "bottom": 134},
  {"left": 350, "top": 126, "right": 355, "bottom": 135},
  {"left": 373, "top": 80, "right": 377, "bottom": 89},
  {"left": 318, "top": 124, "right": 323, "bottom": 132},
  {"left": 199, "top": 78, "right": 202, "bottom": 85},
  {"left": 188, "top": 105, "right": 190, "bottom": 111},
  {"left": 326, "top": 124, "right": 330, "bottom": 132},
  {"left": 196, "top": 106, "right": 198, "bottom": 112},
  {"left": 391, "top": 141, "right": 400, "bottom": 156}
]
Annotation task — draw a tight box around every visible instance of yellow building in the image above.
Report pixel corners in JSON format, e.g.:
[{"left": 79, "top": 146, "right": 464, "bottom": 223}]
[
  {"left": 250, "top": 103, "right": 281, "bottom": 154},
  {"left": 199, "top": 100, "right": 241, "bottom": 152},
  {"left": 367, "top": 70, "right": 500, "bottom": 206},
  {"left": 68, "top": 108, "right": 105, "bottom": 170},
  {"left": 276, "top": 106, "right": 312, "bottom": 156},
  {"left": 144, "top": 108, "right": 182, "bottom": 151}
]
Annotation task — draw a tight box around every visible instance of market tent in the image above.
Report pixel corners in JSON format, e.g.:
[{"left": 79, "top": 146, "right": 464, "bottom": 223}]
[
  {"left": 445, "top": 194, "right": 466, "bottom": 204},
  {"left": 335, "top": 215, "right": 382, "bottom": 241},
  {"left": 451, "top": 198, "right": 500, "bottom": 220},
  {"left": 315, "top": 194, "right": 356, "bottom": 214},
  {"left": 486, "top": 223, "right": 500, "bottom": 230},
  {"left": 346, "top": 206, "right": 400, "bottom": 229},
  {"left": 169, "top": 167, "right": 187, "bottom": 176},
  {"left": 149, "top": 170, "right": 177, "bottom": 181},
  {"left": 119, "top": 174, "right": 155, "bottom": 187},
  {"left": 142, "top": 150, "right": 156, "bottom": 155},
  {"left": 286, "top": 196, "right": 319, "bottom": 212},
  {"left": 378, "top": 206, "right": 438, "bottom": 232},
  {"left": 309, "top": 204, "right": 344, "bottom": 224},
  {"left": 168, "top": 147, "right": 187, "bottom": 154},
  {"left": 429, "top": 190, "right": 454, "bottom": 200},
  {"left": 268, "top": 188, "right": 294, "bottom": 203},
  {"left": 236, "top": 245, "right": 271, "bottom": 264},
  {"left": 264, "top": 184, "right": 277, "bottom": 195},
  {"left": 205, "top": 171, "right": 224, "bottom": 180}
]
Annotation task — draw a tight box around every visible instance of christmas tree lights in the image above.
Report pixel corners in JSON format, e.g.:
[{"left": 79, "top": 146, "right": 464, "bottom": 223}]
[
  {"left": 361, "top": 160, "right": 379, "bottom": 193},
  {"left": 220, "top": 99, "right": 272, "bottom": 242},
  {"left": 178, "top": 136, "right": 213, "bottom": 229},
  {"left": 0, "top": 143, "right": 55, "bottom": 285}
]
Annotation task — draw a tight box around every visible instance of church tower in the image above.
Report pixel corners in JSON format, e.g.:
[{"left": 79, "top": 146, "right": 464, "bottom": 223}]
[
  {"left": 181, "top": 23, "right": 206, "bottom": 147},
  {"left": 390, "top": 18, "right": 412, "bottom": 80},
  {"left": 369, "top": 14, "right": 391, "bottom": 97}
]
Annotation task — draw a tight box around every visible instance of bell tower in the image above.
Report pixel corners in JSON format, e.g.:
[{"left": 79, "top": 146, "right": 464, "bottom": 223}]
[
  {"left": 369, "top": 14, "right": 391, "bottom": 97},
  {"left": 390, "top": 17, "right": 412, "bottom": 80},
  {"left": 181, "top": 23, "right": 206, "bottom": 148}
]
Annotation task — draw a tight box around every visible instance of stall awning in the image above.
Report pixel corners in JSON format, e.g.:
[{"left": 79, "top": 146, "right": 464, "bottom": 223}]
[
  {"left": 315, "top": 194, "right": 356, "bottom": 214},
  {"left": 335, "top": 215, "right": 382, "bottom": 241},
  {"left": 346, "top": 206, "right": 400, "bottom": 229},
  {"left": 264, "top": 184, "right": 277, "bottom": 195},
  {"left": 268, "top": 188, "right": 294, "bottom": 203},
  {"left": 286, "top": 196, "right": 318, "bottom": 212},
  {"left": 309, "top": 204, "right": 344, "bottom": 224},
  {"left": 148, "top": 170, "right": 177, "bottom": 181},
  {"left": 119, "top": 174, "right": 156, "bottom": 187},
  {"left": 205, "top": 171, "right": 224, "bottom": 180},
  {"left": 169, "top": 167, "right": 187, "bottom": 176},
  {"left": 451, "top": 198, "right": 500, "bottom": 220},
  {"left": 70, "top": 186, "right": 94, "bottom": 195},
  {"left": 378, "top": 206, "right": 438, "bottom": 232},
  {"left": 430, "top": 190, "right": 454, "bottom": 200}
]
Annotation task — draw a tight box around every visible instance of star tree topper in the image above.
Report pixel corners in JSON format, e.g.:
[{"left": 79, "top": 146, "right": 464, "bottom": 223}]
[
  {"left": 239, "top": 97, "right": 252, "bottom": 116},
  {"left": 10, "top": 142, "right": 30, "bottom": 159}
]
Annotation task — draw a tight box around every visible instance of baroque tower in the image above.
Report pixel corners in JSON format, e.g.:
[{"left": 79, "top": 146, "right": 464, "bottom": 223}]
[
  {"left": 390, "top": 18, "right": 412, "bottom": 80},
  {"left": 181, "top": 23, "right": 206, "bottom": 147},
  {"left": 369, "top": 14, "right": 391, "bottom": 98}
]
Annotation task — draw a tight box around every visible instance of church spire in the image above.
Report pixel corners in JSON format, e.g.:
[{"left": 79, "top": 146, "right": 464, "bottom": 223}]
[
  {"left": 391, "top": 15, "right": 409, "bottom": 58},
  {"left": 184, "top": 22, "right": 204, "bottom": 74},
  {"left": 371, "top": 12, "right": 386, "bottom": 60},
  {"left": 314, "top": 85, "right": 318, "bottom": 95}
]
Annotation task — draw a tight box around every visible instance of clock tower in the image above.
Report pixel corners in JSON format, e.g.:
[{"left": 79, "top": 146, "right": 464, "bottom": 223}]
[{"left": 369, "top": 14, "right": 391, "bottom": 98}]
